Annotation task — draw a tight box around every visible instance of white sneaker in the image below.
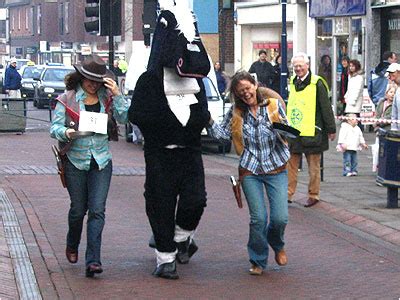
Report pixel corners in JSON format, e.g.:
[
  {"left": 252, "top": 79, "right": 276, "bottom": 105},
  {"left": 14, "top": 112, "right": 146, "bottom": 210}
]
[
  {"left": 346, "top": 173, "right": 352, "bottom": 177},
  {"left": 351, "top": 172, "right": 358, "bottom": 176}
]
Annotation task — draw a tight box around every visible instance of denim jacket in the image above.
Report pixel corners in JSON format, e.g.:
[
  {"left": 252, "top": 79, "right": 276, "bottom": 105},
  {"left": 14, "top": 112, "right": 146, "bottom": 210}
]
[{"left": 50, "top": 85, "right": 128, "bottom": 170}]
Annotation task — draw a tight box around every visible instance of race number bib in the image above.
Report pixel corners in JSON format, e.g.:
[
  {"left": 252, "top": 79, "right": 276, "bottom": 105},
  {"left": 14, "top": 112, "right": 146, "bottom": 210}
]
[{"left": 78, "top": 111, "right": 108, "bottom": 134}]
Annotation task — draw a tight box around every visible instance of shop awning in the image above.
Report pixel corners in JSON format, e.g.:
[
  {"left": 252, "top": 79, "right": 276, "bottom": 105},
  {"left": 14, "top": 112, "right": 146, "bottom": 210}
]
[{"left": 253, "top": 42, "right": 293, "bottom": 49}]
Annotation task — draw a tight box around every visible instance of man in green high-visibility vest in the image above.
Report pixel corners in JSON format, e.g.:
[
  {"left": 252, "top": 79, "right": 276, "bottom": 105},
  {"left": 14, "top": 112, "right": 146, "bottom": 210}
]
[{"left": 286, "top": 52, "right": 336, "bottom": 208}]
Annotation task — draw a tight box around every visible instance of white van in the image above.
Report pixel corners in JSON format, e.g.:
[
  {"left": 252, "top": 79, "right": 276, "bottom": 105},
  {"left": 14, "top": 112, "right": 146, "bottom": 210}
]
[{"left": 201, "top": 75, "right": 231, "bottom": 153}]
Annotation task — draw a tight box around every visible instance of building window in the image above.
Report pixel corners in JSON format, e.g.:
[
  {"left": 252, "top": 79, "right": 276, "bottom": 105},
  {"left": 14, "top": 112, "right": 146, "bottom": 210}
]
[
  {"left": 37, "top": 5, "right": 41, "bottom": 35},
  {"left": 18, "top": 8, "right": 21, "bottom": 31},
  {"left": 316, "top": 19, "right": 333, "bottom": 72},
  {"left": 0, "top": 20, "right": 6, "bottom": 39},
  {"left": 25, "top": 7, "right": 29, "bottom": 30},
  {"left": 381, "top": 8, "right": 400, "bottom": 56},
  {"left": 30, "top": 7, "right": 34, "bottom": 35},
  {"left": 59, "top": 3, "right": 64, "bottom": 35},
  {"left": 64, "top": 1, "right": 69, "bottom": 34},
  {"left": 11, "top": 13, "right": 15, "bottom": 31}
]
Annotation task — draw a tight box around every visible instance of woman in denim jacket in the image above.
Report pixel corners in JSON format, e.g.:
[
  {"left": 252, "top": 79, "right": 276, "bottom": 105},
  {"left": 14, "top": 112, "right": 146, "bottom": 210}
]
[{"left": 50, "top": 55, "right": 128, "bottom": 277}]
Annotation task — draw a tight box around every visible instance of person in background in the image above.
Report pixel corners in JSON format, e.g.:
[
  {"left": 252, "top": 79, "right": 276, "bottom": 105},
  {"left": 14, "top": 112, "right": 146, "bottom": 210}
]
[
  {"left": 4, "top": 57, "right": 22, "bottom": 98},
  {"left": 317, "top": 54, "right": 332, "bottom": 92},
  {"left": 271, "top": 54, "right": 288, "bottom": 95},
  {"left": 375, "top": 83, "right": 396, "bottom": 132},
  {"left": 50, "top": 55, "right": 129, "bottom": 278},
  {"left": 214, "top": 61, "right": 227, "bottom": 96},
  {"left": 338, "top": 56, "right": 350, "bottom": 115},
  {"left": 368, "top": 51, "right": 397, "bottom": 105},
  {"left": 287, "top": 52, "right": 336, "bottom": 208},
  {"left": 388, "top": 63, "right": 400, "bottom": 131},
  {"left": 249, "top": 49, "right": 274, "bottom": 88},
  {"left": 344, "top": 59, "right": 364, "bottom": 118},
  {"left": 113, "top": 59, "right": 124, "bottom": 78},
  {"left": 337, "top": 113, "right": 368, "bottom": 176},
  {"left": 207, "top": 71, "right": 289, "bottom": 276}
]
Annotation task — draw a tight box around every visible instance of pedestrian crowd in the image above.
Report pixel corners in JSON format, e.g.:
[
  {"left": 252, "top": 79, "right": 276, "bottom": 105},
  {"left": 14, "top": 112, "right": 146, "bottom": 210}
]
[{"left": 47, "top": 5, "right": 400, "bottom": 281}]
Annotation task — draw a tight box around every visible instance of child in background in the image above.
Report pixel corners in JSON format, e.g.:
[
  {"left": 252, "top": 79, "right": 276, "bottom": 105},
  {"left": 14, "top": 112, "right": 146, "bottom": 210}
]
[
  {"left": 374, "top": 83, "right": 397, "bottom": 132},
  {"left": 337, "top": 113, "right": 369, "bottom": 176}
]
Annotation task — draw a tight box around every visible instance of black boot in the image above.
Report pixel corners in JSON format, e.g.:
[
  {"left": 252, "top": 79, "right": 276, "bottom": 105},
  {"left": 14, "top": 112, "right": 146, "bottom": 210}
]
[
  {"left": 152, "top": 261, "right": 179, "bottom": 280},
  {"left": 176, "top": 238, "right": 198, "bottom": 264}
]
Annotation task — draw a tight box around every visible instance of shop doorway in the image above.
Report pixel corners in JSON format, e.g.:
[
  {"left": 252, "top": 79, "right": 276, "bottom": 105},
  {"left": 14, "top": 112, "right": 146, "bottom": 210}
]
[
  {"left": 332, "top": 18, "right": 364, "bottom": 115},
  {"left": 335, "top": 36, "right": 349, "bottom": 115}
]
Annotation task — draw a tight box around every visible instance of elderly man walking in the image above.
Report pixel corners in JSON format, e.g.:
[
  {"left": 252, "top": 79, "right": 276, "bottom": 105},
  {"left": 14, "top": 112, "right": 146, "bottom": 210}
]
[
  {"left": 4, "top": 58, "right": 22, "bottom": 99},
  {"left": 286, "top": 53, "right": 336, "bottom": 207}
]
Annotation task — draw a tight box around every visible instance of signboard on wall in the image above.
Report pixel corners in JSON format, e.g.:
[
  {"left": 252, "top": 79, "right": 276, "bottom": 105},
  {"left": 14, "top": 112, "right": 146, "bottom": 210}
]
[
  {"left": 81, "top": 46, "right": 92, "bottom": 55},
  {"left": 309, "top": 0, "right": 366, "bottom": 18},
  {"left": 26, "top": 46, "right": 37, "bottom": 54}
]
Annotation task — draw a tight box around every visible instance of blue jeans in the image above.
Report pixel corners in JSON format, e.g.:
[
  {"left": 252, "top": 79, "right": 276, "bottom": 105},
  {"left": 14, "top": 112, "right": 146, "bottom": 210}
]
[
  {"left": 241, "top": 170, "right": 288, "bottom": 269},
  {"left": 343, "top": 150, "right": 358, "bottom": 175},
  {"left": 64, "top": 158, "right": 112, "bottom": 266}
]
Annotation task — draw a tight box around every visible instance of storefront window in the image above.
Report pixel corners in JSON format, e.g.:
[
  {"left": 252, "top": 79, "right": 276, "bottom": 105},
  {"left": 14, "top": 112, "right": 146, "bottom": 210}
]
[
  {"left": 349, "top": 18, "right": 362, "bottom": 62},
  {"left": 382, "top": 8, "right": 400, "bottom": 55},
  {"left": 316, "top": 19, "right": 333, "bottom": 89},
  {"left": 316, "top": 19, "right": 333, "bottom": 65},
  {"left": 251, "top": 42, "right": 293, "bottom": 68}
]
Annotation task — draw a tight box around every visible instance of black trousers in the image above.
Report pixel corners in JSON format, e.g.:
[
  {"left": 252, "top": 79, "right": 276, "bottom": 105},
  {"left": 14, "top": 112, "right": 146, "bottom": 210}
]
[{"left": 144, "top": 147, "right": 207, "bottom": 253}]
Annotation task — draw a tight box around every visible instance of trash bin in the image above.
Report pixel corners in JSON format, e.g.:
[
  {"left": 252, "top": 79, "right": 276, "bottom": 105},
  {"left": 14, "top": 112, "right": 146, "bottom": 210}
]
[
  {"left": 0, "top": 98, "right": 26, "bottom": 133},
  {"left": 376, "top": 129, "right": 400, "bottom": 208}
]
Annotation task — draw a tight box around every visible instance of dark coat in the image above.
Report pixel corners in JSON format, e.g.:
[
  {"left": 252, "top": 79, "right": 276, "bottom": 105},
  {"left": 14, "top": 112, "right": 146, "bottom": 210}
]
[
  {"left": 215, "top": 70, "right": 227, "bottom": 95},
  {"left": 248, "top": 60, "right": 274, "bottom": 88},
  {"left": 4, "top": 65, "right": 22, "bottom": 90},
  {"left": 338, "top": 67, "right": 348, "bottom": 103},
  {"left": 288, "top": 73, "right": 336, "bottom": 154}
]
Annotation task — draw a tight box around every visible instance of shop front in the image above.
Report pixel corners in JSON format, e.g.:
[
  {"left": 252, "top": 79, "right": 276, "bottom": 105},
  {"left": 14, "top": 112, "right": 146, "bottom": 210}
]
[
  {"left": 234, "top": 2, "right": 295, "bottom": 72},
  {"left": 310, "top": 0, "right": 366, "bottom": 114},
  {"left": 373, "top": 1, "right": 400, "bottom": 56}
]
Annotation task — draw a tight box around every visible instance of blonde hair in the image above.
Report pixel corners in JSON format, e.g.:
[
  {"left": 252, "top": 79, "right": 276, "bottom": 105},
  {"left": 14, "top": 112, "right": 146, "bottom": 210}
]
[{"left": 386, "top": 82, "right": 397, "bottom": 94}]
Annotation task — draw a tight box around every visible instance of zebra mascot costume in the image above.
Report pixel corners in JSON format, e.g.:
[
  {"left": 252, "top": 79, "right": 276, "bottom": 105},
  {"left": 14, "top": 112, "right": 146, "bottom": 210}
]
[{"left": 128, "top": 0, "right": 211, "bottom": 279}]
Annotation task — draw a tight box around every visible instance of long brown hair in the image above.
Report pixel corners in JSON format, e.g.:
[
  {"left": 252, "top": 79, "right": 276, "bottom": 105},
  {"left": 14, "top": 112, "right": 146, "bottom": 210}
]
[
  {"left": 228, "top": 70, "right": 263, "bottom": 111},
  {"left": 349, "top": 59, "right": 362, "bottom": 76},
  {"left": 64, "top": 71, "right": 84, "bottom": 91}
]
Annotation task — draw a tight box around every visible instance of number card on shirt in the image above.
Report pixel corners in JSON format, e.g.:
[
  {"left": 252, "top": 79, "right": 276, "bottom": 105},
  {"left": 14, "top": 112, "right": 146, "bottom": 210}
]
[{"left": 78, "top": 111, "right": 108, "bottom": 134}]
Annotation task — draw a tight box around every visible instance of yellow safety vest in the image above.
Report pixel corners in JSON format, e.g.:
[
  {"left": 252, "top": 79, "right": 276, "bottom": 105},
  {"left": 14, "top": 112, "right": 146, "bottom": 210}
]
[{"left": 287, "top": 75, "right": 327, "bottom": 137}]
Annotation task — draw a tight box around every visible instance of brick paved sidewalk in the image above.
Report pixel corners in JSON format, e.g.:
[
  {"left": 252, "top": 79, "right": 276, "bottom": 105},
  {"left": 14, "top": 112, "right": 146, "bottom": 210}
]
[{"left": 1, "top": 130, "right": 400, "bottom": 299}]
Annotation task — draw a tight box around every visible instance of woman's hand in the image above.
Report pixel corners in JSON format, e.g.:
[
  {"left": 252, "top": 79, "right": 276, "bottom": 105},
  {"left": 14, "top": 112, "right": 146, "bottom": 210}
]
[
  {"left": 104, "top": 77, "right": 121, "bottom": 96},
  {"left": 65, "top": 128, "right": 76, "bottom": 139}
]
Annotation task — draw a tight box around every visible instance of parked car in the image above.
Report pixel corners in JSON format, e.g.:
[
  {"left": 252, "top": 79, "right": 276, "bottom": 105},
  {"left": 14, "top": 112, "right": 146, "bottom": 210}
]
[
  {"left": 33, "top": 65, "right": 74, "bottom": 108},
  {"left": 20, "top": 65, "right": 45, "bottom": 99}
]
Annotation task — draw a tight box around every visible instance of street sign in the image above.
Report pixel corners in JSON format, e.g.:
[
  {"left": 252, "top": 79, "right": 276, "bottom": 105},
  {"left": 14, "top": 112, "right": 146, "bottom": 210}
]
[
  {"left": 61, "top": 42, "right": 73, "bottom": 50},
  {"left": 360, "top": 89, "right": 376, "bottom": 125}
]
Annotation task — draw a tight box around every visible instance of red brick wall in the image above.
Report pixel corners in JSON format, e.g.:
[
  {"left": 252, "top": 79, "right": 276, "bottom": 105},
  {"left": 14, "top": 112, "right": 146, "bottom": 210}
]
[{"left": 218, "top": 0, "right": 234, "bottom": 69}]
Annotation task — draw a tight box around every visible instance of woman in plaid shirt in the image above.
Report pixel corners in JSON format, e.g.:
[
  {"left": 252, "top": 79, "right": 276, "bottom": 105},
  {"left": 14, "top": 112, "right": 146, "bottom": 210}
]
[{"left": 207, "top": 71, "right": 290, "bottom": 276}]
